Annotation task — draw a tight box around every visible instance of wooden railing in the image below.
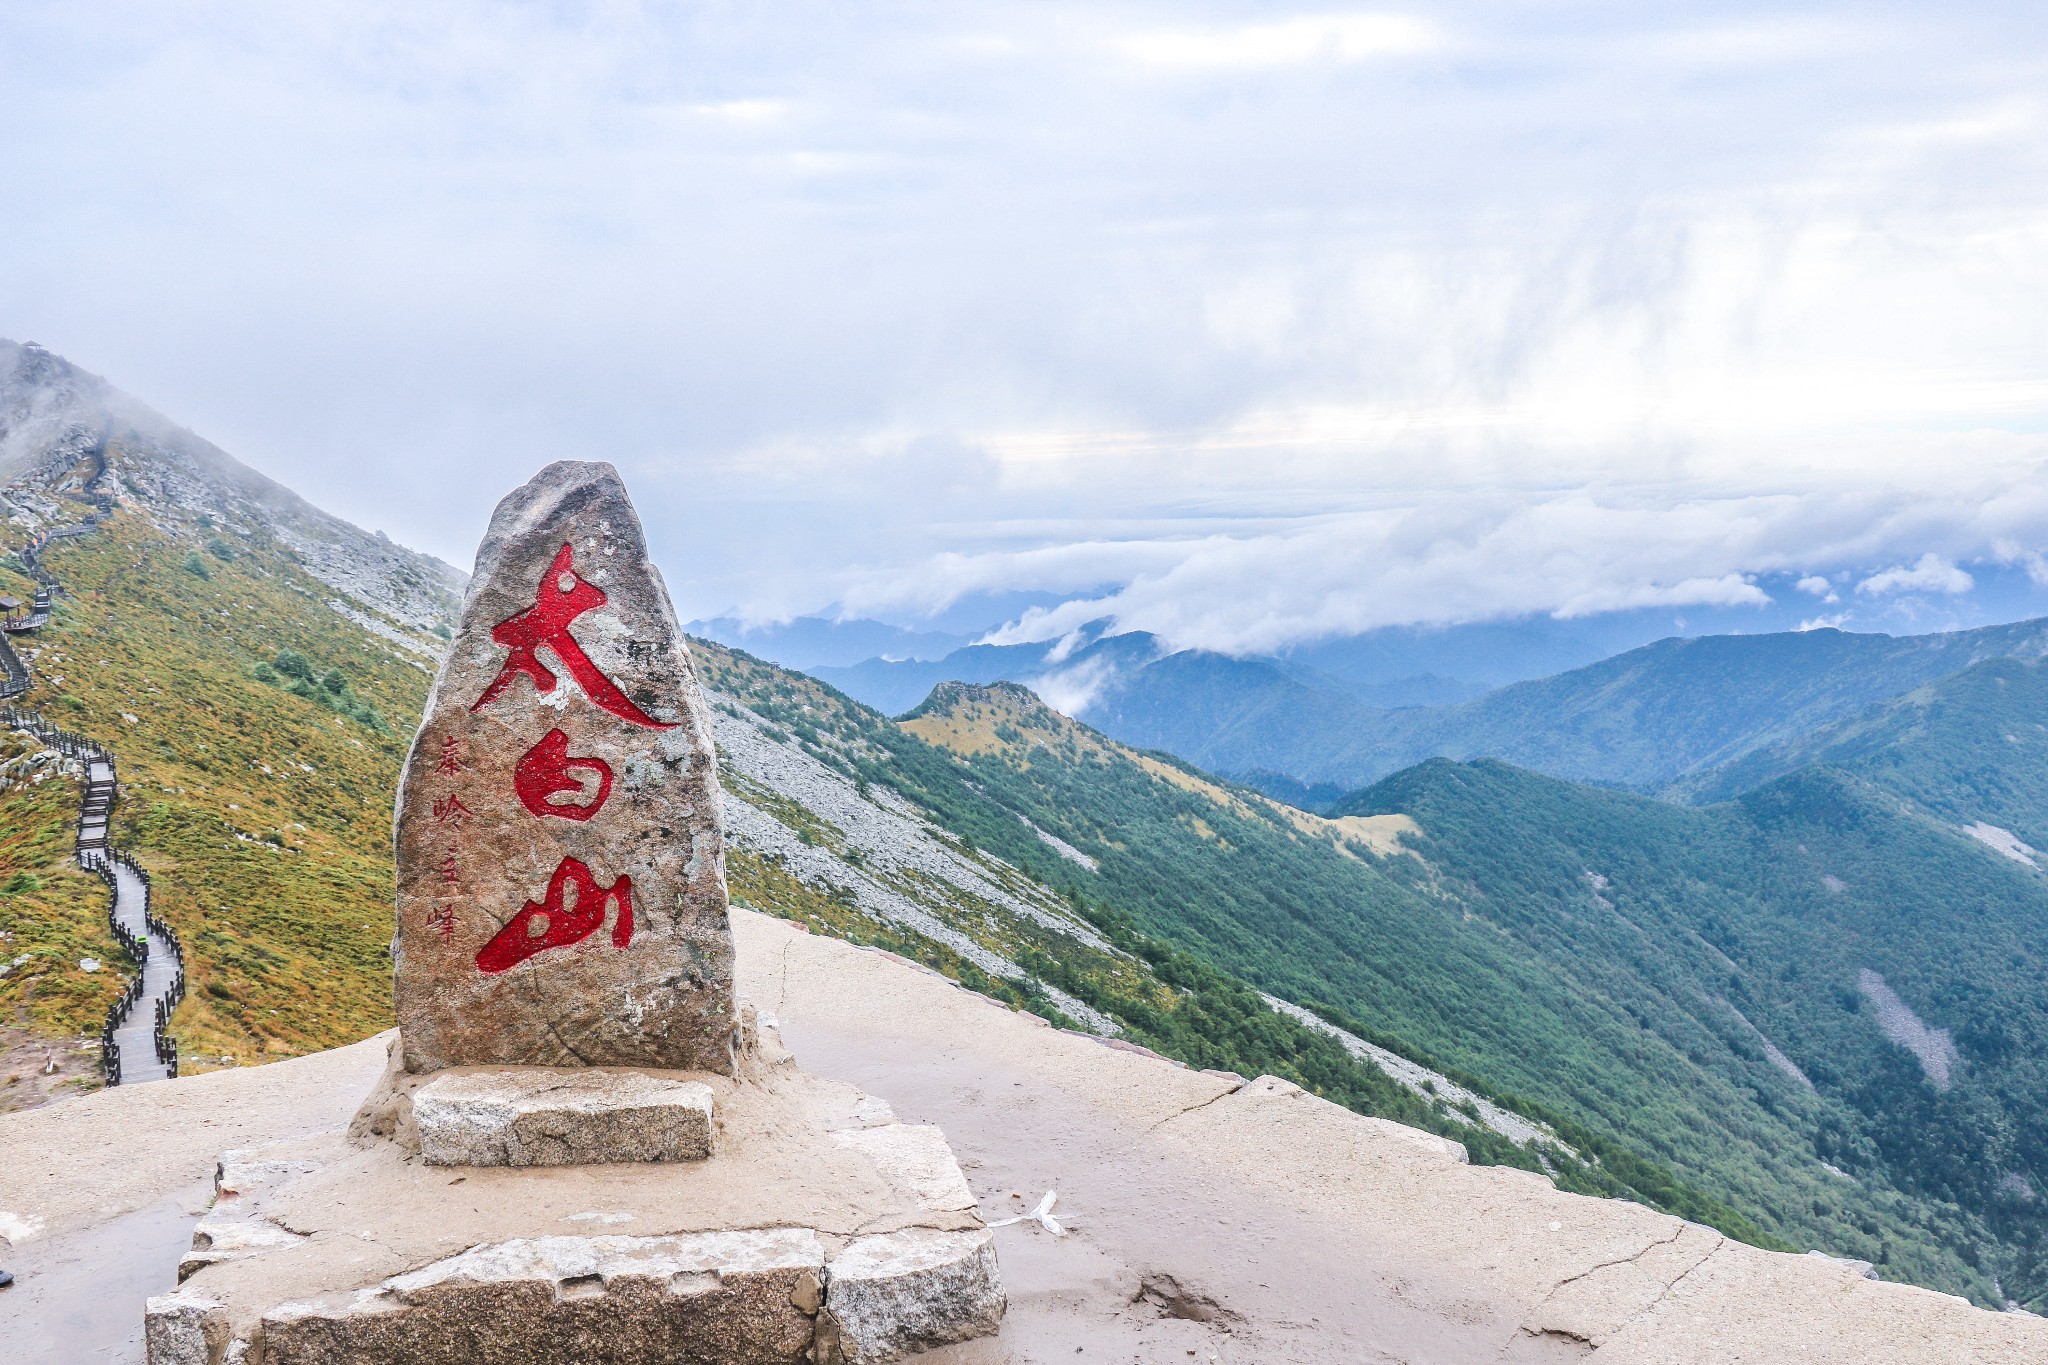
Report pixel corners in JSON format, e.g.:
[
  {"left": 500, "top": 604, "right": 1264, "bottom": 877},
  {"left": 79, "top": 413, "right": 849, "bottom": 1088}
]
[{"left": 0, "top": 636, "right": 27, "bottom": 700}]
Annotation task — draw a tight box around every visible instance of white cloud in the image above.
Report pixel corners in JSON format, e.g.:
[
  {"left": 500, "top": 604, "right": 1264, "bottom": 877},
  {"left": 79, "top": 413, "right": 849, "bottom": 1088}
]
[
  {"left": 1025, "top": 652, "right": 1125, "bottom": 716},
  {"left": 1795, "top": 575, "right": 1832, "bottom": 596},
  {"left": 1119, "top": 14, "right": 1443, "bottom": 70},
  {"left": 0, "top": 3, "right": 2045, "bottom": 649},
  {"left": 1857, "top": 553, "right": 1975, "bottom": 597}
]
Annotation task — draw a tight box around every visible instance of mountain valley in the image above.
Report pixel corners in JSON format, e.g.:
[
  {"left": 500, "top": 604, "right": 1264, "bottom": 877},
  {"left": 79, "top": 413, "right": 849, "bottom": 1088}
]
[{"left": 4, "top": 341, "right": 2048, "bottom": 1320}]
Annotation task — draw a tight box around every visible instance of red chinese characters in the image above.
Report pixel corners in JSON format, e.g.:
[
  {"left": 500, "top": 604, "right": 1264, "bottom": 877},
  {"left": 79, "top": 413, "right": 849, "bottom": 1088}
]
[
  {"left": 475, "top": 857, "right": 634, "bottom": 974},
  {"left": 514, "top": 728, "right": 614, "bottom": 822},
  {"left": 470, "top": 543, "right": 676, "bottom": 730}
]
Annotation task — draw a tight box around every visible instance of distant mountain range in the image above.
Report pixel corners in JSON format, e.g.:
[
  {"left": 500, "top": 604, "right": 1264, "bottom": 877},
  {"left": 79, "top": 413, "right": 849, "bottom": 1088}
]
[{"left": 766, "top": 613, "right": 2048, "bottom": 811}]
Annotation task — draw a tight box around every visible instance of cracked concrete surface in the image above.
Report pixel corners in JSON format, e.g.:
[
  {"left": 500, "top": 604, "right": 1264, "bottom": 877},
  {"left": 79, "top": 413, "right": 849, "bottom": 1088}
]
[{"left": 5, "top": 911, "right": 2046, "bottom": 1363}]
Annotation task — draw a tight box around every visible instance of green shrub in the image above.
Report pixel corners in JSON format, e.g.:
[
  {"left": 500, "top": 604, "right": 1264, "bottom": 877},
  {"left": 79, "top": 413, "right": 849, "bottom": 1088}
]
[
  {"left": 255, "top": 649, "right": 386, "bottom": 732},
  {"left": 181, "top": 551, "right": 210, "bottom": 580},
  {"left": 3, "top": 871, "right": 44, "bottom": 894},
  {"left": 206, "top": 536, "right": 235, "bottom": 562}
]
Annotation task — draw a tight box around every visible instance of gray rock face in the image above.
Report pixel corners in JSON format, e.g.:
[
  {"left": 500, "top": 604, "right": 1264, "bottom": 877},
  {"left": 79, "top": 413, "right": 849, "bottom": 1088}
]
[
  {"left": 260, "top": 1231, "right": 824, "bottom": 1365},
  {"left": 395, "top": 461, "right": 735, "bottom": 1074},
  {"left": 821, "top": 1229, "right": 1006, "bottom": 1363},
  {"left": 141, "top": 1291, "right": 226, "bottom": 1365},
  {"left": 414, "top": 1069, "right": 715, "bottom": 1166}
]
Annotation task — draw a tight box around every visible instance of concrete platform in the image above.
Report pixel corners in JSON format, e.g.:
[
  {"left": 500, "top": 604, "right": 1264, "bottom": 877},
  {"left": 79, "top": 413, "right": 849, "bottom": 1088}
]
[
  {"left": 145, "top": 1021, "right": 1003, "bottom": 1364},
  {"left": 7, "top": 908, "right": 2048, "bottom": 1364}
]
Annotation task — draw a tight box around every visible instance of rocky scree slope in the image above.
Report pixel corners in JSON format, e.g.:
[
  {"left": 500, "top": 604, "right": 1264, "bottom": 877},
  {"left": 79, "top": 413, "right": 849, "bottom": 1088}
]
[{"left": 1, "top": 340, "right": 462, "bottom": 637}]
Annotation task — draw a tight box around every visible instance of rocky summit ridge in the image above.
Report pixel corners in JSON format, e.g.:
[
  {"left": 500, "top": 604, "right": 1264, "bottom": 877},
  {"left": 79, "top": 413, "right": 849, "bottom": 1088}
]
[{"left": 1, "top": 339, "right": 463, "bottom": 639}]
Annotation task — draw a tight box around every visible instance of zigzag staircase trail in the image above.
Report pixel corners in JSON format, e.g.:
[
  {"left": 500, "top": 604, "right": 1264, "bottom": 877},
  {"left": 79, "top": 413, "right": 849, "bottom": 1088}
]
[{"left": 3, "top": 481, "right": 186, "bottom": 1087}]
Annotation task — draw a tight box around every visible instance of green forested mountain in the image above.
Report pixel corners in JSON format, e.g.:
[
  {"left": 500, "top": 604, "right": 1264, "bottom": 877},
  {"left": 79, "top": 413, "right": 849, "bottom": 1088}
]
[
  {"left": 1678, "top": 655, "right": 2048, "bottom": 837},
  {"left": 1337, "top": 757, "right": 2048, "bottom": 1309}
]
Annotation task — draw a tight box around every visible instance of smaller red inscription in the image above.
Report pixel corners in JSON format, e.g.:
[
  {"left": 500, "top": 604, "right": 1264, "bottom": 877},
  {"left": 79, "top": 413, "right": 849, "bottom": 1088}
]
[
  {"left": 439, "top": 852, "right": 460, "bottom": 887},
  {"left": 514, "top": 729, "right": 614, "bottom": 822},
  {"left": 434, "top": 735, "right": 466, "bottom": 775},
  {"left": 432, "top": 796, "right": 473, "bottom": 827},
  {"left": 427, "top": 905, "right": 458, "bottom": 941},
  {"left": 475, "top": 857, "right": 634, "bottom": 974}
]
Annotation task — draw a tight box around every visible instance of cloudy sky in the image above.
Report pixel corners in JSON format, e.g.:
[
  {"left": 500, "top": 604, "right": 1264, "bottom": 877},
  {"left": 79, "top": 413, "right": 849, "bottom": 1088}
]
[{"left": 4, "top": 2, "right": 2046, "bottom": 652}]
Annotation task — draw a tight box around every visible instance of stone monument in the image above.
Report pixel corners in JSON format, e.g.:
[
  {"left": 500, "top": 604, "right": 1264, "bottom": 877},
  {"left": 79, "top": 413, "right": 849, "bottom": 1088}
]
[{"left": 146, "top": 463, "right": 1006, "bottom": 1364}]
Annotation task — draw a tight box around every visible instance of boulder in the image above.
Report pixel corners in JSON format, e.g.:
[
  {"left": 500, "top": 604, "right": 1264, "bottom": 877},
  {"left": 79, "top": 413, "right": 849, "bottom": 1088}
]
[{"left": 393, "top": 460, "right": 735, "bottom": 1074}]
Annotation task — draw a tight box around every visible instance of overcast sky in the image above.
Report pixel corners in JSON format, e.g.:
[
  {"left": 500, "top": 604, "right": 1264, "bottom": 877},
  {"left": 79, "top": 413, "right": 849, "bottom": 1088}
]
[{"left": 4, "top": 2, "right": 2046, "bottom": 651}]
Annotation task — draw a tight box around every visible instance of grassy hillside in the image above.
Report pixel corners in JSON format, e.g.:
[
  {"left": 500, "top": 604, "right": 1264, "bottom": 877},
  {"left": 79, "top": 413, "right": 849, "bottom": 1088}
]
[
  {"left": 0, "top": 764, "right": 127, "bottom": 1108},
  {"left": 1340, "top": 759, "right": 2048, "bottom": 1309},
  {"left": 1, "top": 499, "right": 438, "bottom": 1071}
]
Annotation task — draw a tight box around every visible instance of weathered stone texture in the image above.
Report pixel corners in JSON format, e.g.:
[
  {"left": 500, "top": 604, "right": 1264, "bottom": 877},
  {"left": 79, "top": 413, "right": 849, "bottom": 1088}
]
[
  {"left": 260, "top": 1231, "right": 823, "bottom": 1365},
  {"left": 178, "top": 1211, "right": 305, "bottom": 1280},
  {"left": 414, "top": 1069, "right": 715, "bottom": 1167},
  {"left": 394, "top": 460, "right": 734, "bottom": 1074},
  {"left": 829, "top": 1124, "right": 976, "bottom": 1212},
  {"left": 822, "top": 1228, "right": 1006, "bottom": 1363},
  {"left": 142, "top": 1291, "right": 226, "bottom": 1365}
]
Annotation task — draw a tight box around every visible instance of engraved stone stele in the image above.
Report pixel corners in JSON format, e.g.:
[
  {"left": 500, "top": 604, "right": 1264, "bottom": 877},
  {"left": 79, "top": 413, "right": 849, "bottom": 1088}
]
[
  {"left": 144, "top": 462, "right": 1006, "bottom": 1364},
  {"left": 394, "top": 460, "right": 735, "bottom": 1074}
]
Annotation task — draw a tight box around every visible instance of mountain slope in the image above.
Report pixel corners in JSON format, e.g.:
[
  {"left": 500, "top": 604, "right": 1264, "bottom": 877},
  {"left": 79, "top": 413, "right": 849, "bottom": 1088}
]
[
  {"left": 6, "top": 342, "right": 2039, "bottom": 1311},
  {"left": 1337, "top": 756, "right": 2048, "bottom": 1309},
  {"left": 746, "top": 672, "right": 2032, "bottom": 1303},
  {"left": 0, "top": 346, "right": 1609, "bottom": 1203},
  {"left": 2, "top": 340, "right": 463, "bottom": 634},
  {"left": 1678, "top": 655, "right": 2048, "bottom": 837}
]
